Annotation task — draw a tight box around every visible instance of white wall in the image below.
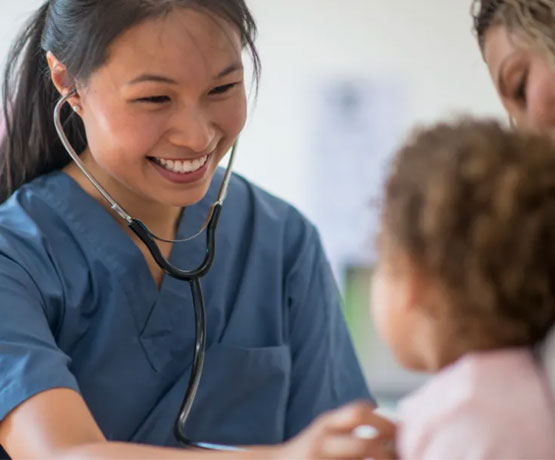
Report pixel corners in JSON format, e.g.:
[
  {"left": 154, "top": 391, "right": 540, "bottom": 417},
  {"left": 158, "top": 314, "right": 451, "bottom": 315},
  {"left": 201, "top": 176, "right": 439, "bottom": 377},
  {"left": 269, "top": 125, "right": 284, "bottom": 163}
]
[
  {"left": 0, "top": 1, "right": 507, "bottom": 400},
  {"left": 0, "top": 1, "right": 505, "bottom": 214},
  {"left": 0, "top": 2, "right": 40, "bottom": 57},
  {"left": 240, "top": 0, "right": 506, "bottom": 213}
]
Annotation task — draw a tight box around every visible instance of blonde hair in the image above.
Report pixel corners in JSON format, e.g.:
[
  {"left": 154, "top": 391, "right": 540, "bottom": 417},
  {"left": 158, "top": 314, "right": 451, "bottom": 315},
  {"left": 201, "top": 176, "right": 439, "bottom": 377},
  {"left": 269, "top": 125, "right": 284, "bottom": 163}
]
[{"left": 473, "top": 0, "right": 555, "bottom": 65}]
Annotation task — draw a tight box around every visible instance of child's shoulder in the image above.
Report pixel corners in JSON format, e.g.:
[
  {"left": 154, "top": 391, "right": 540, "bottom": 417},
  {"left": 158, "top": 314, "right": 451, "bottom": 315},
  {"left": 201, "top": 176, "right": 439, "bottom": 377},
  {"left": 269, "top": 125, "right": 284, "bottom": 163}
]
[
  {"left": 399, "top": 349, "right": 555, "bottom": 458},
  {"left": 400, "top": 349, "right": 552, "bottom": 423}
]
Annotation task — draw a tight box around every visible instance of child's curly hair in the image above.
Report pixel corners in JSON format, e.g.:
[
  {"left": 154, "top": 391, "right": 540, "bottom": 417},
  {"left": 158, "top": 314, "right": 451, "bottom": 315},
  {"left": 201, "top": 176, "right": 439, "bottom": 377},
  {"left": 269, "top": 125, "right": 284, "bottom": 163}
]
[{"left": 384, "top": 119, "right": 555, "bottom": 347}]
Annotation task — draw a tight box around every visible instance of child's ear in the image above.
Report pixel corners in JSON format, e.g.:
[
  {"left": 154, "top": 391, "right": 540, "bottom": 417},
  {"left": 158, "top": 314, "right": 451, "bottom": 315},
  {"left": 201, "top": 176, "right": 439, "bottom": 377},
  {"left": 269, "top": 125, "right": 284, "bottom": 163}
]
[{"left": 398, "top": 253, "right": 431, "bottom": 315}]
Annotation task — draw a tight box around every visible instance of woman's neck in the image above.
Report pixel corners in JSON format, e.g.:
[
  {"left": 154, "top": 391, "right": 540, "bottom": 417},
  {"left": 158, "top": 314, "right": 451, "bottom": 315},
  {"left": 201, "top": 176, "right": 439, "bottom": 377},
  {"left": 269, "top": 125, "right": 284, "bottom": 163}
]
[{"left": 63, "top": 150, "right": 182, "bottom": 239}]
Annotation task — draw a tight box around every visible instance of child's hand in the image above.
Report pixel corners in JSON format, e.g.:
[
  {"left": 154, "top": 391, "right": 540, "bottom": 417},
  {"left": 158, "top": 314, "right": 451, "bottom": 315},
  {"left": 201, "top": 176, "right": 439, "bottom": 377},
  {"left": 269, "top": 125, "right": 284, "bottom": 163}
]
[{"left": 274, "top": 401, "right": 397, "bottom": 459}]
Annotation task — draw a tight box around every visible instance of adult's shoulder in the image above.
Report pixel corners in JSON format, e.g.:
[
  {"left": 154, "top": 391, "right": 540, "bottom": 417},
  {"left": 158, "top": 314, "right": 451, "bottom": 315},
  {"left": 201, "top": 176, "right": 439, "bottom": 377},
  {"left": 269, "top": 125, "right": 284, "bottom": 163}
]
[
  {"left": 0, "top": 173, "right": 71, "bottom": 302},
  {"left": 219, "top": 171, "right": 321, "bottom": 266},
  {"left": 0, "top": 172, "right": 71, "bottom": 243},
  {"left": 222, "top": 170, "right": 316, "bottom": 238}
]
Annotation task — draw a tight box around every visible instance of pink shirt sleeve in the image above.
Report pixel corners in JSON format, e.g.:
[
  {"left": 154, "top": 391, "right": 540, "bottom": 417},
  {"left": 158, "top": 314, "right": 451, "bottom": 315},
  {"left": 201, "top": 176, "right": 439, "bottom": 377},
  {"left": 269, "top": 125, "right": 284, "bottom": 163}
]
[
  {"left": 402, "top": 407, "right": 538, "bottom": 459},
  {"left": 398, "top": 350, "right": 555, "bottom": 459}
]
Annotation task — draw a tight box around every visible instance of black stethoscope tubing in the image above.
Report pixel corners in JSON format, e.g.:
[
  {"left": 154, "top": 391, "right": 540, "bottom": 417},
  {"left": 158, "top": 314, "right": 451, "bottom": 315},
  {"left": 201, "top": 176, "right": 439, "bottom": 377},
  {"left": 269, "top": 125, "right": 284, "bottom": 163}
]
[{"left": 53, "top": 92, "right": 240, "bottom": 451}]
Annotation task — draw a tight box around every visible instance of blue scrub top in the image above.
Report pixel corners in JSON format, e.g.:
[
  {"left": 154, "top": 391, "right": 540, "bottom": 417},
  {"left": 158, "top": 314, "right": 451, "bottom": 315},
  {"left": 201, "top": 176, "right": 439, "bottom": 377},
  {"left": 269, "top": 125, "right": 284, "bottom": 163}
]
[{"left": 0, "top": 168, "right": 372, "bottom": 452}]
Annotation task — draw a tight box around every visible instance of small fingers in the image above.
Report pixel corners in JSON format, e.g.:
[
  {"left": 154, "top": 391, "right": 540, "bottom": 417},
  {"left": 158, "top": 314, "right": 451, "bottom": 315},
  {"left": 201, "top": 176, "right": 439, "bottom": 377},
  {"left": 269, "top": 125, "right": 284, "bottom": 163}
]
[
  {"left": 316, "top": 402, "right": 396, "bottom": 436},
  {"left": 319, "top": 433, "right": 397, "bottom": 460}
]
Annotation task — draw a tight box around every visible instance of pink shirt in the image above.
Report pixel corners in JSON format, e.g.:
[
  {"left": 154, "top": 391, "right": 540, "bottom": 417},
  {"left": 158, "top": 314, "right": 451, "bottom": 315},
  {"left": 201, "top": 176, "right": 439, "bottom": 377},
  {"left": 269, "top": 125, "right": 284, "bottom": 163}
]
[{"left": 398, "top": 349, "right": 555, "bottom": 459}]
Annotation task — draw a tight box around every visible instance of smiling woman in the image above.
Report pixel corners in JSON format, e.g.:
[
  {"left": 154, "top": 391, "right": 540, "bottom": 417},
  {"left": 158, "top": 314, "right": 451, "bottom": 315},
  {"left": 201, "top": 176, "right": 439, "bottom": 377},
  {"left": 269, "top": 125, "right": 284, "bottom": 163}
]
[
  {"left": 0, "top": 1, "right": 383, "bottom": 459},
  {"left": 50, "top": 8, "right": 247, "bottom": 210}
]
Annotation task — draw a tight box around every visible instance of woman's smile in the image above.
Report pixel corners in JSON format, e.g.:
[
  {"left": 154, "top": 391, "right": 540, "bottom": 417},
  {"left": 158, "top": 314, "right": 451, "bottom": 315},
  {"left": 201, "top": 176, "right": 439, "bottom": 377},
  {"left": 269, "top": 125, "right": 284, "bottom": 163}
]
[
  {"left": 64, "top": 7, "right": 247, "bottom": 210},
  {"left": 148, "top": 153, "right": 213, "bottom": 184}
]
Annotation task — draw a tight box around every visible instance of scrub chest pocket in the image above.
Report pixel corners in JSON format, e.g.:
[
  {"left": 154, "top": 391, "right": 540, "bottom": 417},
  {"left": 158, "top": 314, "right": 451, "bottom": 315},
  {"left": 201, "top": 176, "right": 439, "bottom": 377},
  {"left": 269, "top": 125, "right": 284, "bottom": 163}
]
[
  {"left": 184, "top": 344, "right": 292, "bottom": 445},
  {"left": 115, "top": 279, "right": 292, "bottom": 445}
]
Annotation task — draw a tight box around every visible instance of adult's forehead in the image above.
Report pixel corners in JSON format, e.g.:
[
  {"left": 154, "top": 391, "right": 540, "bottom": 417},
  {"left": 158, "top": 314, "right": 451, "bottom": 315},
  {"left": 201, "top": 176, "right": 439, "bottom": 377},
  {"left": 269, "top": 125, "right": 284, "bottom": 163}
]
[
  {"left": 96, "top": 9, "right": 242, "bottom": 81},
  {"left": 483, "top": 26, "right": 514, "bottom": 74}
]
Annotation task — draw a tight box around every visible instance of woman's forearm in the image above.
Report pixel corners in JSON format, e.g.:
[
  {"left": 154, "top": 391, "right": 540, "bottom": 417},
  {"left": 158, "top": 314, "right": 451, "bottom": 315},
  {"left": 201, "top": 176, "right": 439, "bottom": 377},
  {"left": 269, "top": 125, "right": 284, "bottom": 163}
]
[{"left": 58, "top": 441, "right": 278, "bottom": 460}]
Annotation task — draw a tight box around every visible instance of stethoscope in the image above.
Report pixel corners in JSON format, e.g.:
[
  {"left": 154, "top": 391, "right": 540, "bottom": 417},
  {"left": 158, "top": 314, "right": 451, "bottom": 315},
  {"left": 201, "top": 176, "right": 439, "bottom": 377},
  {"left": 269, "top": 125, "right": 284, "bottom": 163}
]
[{"left": 54, "top": 91, "right": 240, "bottom": 451}]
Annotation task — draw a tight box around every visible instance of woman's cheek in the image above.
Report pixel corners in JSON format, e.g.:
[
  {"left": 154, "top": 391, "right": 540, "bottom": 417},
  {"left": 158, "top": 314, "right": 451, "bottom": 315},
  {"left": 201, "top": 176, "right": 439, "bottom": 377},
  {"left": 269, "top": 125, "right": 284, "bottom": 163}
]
[
  {"left": 528, "top": 77, "right": 555, "bottom": 132},
  {"left": 218, "top": 91, "right": 247, "bottom": 136},
  {"left": 208, "top": 98, "right": 247, "bottom": 164},
  {"left": 105, "top": 113, "right": 167, "bottom": 158}
]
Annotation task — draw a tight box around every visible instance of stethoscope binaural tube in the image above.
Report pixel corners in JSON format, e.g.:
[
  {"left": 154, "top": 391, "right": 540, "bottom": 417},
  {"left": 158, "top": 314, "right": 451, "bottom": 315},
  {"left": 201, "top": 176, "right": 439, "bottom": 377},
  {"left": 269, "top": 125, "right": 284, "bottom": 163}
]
[{"left": 53, "top": 91, "right": 241, "bottom": 450}]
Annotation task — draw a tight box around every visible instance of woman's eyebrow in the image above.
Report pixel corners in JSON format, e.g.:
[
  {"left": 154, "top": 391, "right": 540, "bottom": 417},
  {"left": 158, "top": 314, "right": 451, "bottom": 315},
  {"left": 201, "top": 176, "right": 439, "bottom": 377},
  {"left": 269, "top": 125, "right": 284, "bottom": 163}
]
[
  {"left": 215, "top": 61, "right": 243, "bottom": 79},
  {"left": 125, "top": 62, "right": 243, "bottom": 86},
  {"left": 126, "top": 74, "right": 177, "bottom": 86}
]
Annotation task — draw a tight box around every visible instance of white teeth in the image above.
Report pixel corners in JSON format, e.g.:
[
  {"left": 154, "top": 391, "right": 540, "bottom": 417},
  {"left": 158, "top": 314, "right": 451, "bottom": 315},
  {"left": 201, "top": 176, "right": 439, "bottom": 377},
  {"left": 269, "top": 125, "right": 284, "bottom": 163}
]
[{"left": 153, "top": 155, "right": 209, "bottom": 174}]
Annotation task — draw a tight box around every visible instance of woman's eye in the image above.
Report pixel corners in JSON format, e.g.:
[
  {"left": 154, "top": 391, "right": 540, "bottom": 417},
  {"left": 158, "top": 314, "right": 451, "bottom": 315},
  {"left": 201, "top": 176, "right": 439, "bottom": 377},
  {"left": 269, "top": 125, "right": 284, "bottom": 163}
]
[
  {"left": 135, "top": 95, "right": 170, "bottom": 104},
  {"left": 209, "top": 83, "right": 237, "bottom": 96}
]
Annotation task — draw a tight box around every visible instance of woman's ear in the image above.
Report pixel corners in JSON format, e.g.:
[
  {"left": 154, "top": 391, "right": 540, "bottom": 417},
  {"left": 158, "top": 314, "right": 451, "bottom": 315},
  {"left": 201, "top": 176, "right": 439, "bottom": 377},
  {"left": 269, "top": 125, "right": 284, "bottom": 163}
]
[{"left": 45, "top": 51, "right": 81, "bottom": 114}]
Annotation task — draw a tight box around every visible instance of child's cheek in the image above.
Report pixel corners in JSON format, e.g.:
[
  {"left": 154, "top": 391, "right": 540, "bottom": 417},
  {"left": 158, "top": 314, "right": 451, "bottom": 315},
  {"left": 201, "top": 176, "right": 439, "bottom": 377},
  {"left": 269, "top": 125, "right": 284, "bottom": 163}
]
[{"left": 370, "top": 270, "right": 391, "bottom": 342}]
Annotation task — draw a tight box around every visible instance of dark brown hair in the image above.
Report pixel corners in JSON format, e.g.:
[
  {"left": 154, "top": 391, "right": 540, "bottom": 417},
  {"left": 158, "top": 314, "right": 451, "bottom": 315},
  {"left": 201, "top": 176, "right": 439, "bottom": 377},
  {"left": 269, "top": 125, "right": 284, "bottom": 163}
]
[
  {"left": 383, "top": 119, "right": 555, "bottom": 346},
  {"left": 0, "top": 0, "right": 260, "bottom": 202}
]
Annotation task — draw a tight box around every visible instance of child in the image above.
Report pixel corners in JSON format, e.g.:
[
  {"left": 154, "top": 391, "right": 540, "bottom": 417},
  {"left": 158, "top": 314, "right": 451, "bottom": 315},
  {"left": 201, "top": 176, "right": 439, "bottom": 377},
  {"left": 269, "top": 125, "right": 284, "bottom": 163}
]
[{"left": 372, "top": 119, "right": 555, "bottom": 458}]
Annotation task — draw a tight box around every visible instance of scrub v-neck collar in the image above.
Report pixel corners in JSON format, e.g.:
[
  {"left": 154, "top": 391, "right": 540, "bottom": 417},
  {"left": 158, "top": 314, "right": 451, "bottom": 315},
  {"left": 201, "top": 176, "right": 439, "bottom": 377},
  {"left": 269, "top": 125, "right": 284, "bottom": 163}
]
[{"left": 42, "top": 170, "right": 219, "bottom": 330}]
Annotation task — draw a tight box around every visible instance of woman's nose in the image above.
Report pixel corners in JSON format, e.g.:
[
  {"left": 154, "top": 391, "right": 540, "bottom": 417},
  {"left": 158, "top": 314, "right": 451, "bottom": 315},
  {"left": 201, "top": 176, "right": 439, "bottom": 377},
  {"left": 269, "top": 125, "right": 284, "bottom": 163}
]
[{"left": 168, "top": 106, "right": 216, "bottom": 154}]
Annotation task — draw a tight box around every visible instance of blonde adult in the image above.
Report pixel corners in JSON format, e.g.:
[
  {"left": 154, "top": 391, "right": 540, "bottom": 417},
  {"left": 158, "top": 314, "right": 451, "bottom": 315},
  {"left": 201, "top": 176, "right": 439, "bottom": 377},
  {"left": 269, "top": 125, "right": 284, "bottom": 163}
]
[{"left": 473, "top": 0, "right": 555, "bottom": 133}]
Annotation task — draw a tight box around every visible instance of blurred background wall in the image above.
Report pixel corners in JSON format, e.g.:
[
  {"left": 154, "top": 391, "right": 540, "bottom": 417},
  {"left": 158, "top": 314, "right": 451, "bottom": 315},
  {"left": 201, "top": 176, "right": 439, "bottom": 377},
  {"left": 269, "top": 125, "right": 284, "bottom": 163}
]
[{"left": 0, "top": 1, "right": 507, "bottom": 408}]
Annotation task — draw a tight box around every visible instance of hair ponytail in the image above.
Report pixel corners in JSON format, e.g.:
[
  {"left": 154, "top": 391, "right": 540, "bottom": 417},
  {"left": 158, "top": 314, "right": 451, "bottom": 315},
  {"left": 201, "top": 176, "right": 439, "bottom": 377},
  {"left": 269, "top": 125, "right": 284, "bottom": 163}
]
[{"left": 0, "top": 2, "right": 84, "bottom": 202}]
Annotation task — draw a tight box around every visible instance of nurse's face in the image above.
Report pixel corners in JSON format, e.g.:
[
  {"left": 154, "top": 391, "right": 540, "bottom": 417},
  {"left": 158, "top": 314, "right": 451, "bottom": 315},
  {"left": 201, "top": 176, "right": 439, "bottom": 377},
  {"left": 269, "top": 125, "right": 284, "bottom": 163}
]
[
  {"left": 370, "top": 234, "right": 427, "bottom": 371},
  {"left": 73, "top": 8, "right": 246, "bottom": 207},
  {"left": 484, "top": 25, "right": 555, "bottom": 137}
]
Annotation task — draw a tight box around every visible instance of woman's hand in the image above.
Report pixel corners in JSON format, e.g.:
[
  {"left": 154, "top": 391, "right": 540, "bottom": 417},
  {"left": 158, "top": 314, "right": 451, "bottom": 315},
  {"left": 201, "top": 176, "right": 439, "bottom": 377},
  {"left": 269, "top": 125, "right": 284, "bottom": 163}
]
[
  {"left": 273, "top": 401, "right": 397, "bottom": 459},
  {"left": 1, "top": 390, "right": 395, "bottom": 460}
]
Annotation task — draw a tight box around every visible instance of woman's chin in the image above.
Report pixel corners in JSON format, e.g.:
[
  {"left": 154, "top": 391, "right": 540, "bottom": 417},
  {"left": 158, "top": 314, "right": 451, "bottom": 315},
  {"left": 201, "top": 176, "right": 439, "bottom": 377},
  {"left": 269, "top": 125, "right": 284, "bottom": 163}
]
[{"left": 160, "top": 183, "right": 213, "bottom": 209}]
